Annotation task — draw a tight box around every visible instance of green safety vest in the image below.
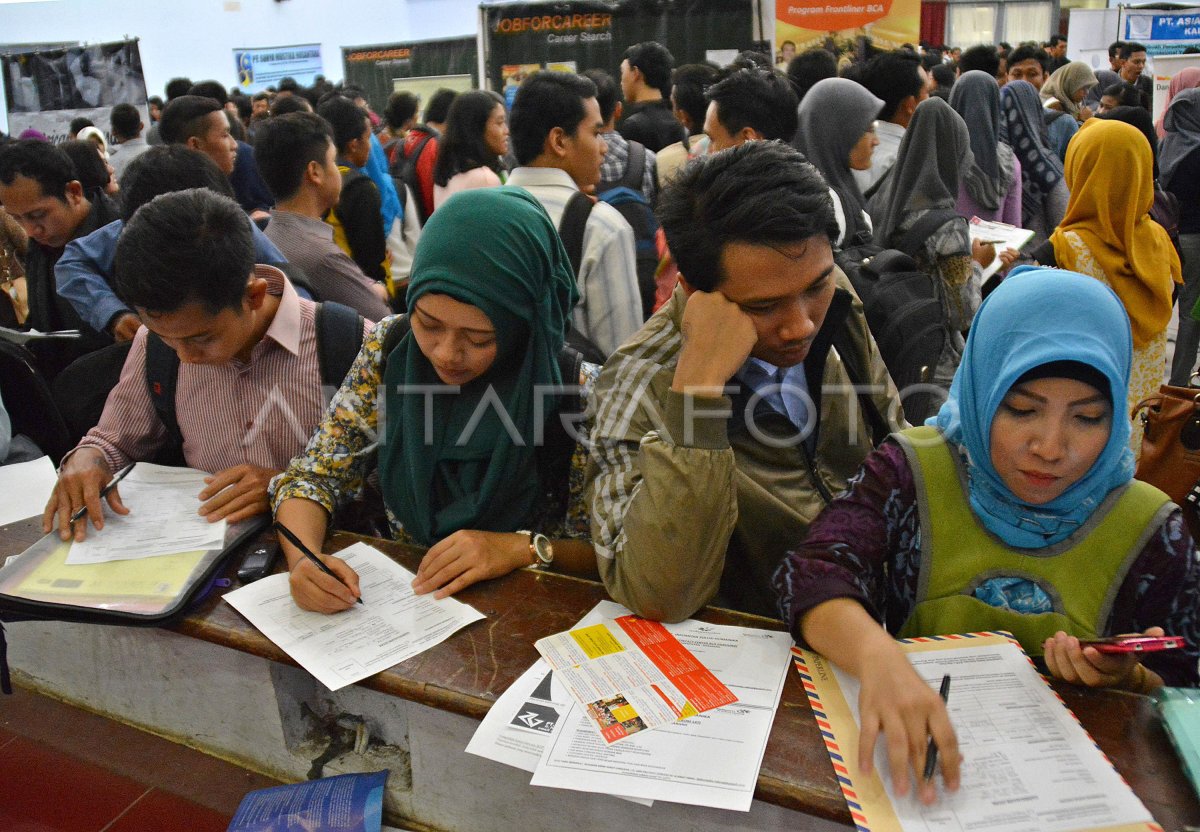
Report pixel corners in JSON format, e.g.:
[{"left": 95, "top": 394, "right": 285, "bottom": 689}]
[{"left": 894, "top": 425, "right": 1172, "bottom": 657}]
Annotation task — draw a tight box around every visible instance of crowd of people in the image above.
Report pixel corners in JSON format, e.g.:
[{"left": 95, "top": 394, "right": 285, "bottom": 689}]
[{"left": 1, "top": 34, "right": 1198, "bottom": 802}]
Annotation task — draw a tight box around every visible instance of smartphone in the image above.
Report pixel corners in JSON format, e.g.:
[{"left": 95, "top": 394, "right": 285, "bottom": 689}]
[
  {"left": 237, "top": 538, "right": 281, "bottom": 583},
  {"left": 1079, "top": 635, "right": 1186, "bottom": 654}
]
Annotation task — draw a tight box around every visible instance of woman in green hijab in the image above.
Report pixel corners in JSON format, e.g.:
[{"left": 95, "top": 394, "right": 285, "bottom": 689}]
[{"left": 271, "top": 188, "right": 598, "bottom": 613}]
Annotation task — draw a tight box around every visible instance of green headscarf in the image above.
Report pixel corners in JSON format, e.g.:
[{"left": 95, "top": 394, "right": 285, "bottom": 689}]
[{"left": 380, "top": 187, "right": 579, "bottom": 545}]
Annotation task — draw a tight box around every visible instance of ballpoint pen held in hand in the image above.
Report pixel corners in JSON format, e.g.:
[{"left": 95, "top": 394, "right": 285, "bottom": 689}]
[
  {"left": 273, "top": 521, "right": 363, "bottom": 605},
  {"left": 69, "top": 462, "right": 135, "bottom": 526}
]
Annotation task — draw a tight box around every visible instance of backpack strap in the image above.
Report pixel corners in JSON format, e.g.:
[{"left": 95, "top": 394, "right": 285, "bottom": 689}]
[
  {"left": 558, "top": 191, "right": 595, "bottom": 280},
  {"left": 832, "top": 325, "right": 891, "bottom": 448},
  {"left": 408, "top": 134, "right": 434, "bottom": 168},
  {"left": 315, "top": 301, "right": 364, "bottom": 393},
  {"left": 620, "top": 142, "right": 646, "bottom": 192},
  {"left": 894, "top": 209, "right": 961, "bottom": 259},
  {"left": 377, "top": 313, "right": 411, "bottom": 380},
  {"left": 144, "top": 332, "right": 184, "bottom": 455}
]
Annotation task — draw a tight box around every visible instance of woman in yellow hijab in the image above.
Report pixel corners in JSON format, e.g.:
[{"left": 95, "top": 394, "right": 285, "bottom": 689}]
[{"left": 1050, "top": 118, "right": 1182, "bottom": 452}]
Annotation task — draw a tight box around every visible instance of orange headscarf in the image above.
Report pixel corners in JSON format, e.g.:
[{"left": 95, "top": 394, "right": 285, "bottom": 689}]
[{"left": 1051, "top": 119, "right": 1181, "bottom": 349}]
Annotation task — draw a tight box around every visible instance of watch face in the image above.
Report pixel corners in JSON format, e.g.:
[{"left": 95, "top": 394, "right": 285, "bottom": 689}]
[{"left": 533, "top": 533, "right": 553, "bottom": 565}]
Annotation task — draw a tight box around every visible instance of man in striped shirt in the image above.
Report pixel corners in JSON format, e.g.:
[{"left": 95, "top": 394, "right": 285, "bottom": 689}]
[
  {"left": 43, "top": 189, "right": 371, "bottom": 542},
  {"left": 586, "top": 143, "right": 902, "bottom": 622},
  {"left": 506, "top": 71, "right": 642, "bottom": 358}
]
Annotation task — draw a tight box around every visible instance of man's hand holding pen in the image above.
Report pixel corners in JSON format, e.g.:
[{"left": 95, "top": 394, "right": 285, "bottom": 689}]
[{"left": 43, "top": 449, "right": 132, "bottom": 542}]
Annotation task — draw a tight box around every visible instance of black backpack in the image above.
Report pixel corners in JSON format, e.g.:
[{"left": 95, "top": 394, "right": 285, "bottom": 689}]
[
  {"left": 594, "top": 142, "right": 659, "bottom": 320},
  {"left": 552, "top": 194, "right": 619, "bottom": 365},
  {"left": 390, "top": 130, "right": 436, "bottom": 227},
  {"left": 834, "top": 209, "right": 959, "bottom": 423},
  {"left": 144, "top": 301, "right": 364, "bottom": 465}
]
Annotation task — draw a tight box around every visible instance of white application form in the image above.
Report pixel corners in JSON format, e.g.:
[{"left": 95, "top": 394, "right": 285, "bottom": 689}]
[
  {"left": 521, "top": 601, "right": 794, "bottom": 812},
  {"left": 821, "top": 639, "right": 1156, "bottom": 832},
  {"left": 0, "top": 456, "right": 57, "bottom": 527},
  {"left": 223, "top": 542, "right": 485, "bottom": 691},
  {"left": 66, "top": 464, "right": 227, "bottom": 564}
]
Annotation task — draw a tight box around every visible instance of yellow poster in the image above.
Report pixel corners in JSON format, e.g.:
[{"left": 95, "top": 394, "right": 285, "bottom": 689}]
[{"left": 775, "top": 0, "right": 920, "bottom": 63}]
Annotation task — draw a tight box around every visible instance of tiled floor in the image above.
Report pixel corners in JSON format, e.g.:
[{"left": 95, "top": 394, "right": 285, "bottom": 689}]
[{"left": 0, "top": 685, "right": 282, "bottom": 831}]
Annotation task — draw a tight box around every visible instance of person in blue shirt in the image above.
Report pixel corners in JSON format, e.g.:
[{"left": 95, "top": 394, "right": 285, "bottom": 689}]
[{"left": 55, "top": 146, "right": 289, "bottom": 341}]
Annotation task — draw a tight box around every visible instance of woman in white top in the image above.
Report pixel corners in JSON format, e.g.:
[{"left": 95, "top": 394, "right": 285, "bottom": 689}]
[{"left": 432, "top": 90, "right": 509, "bottom": 210}]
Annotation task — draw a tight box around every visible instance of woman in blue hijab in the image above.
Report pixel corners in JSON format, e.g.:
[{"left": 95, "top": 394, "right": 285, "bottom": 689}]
[{"left": 775, "top": 267, "right": 1199, "bottom": 803}]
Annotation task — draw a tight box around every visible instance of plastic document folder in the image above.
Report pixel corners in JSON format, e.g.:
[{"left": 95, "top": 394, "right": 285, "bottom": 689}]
[{"left": 1155, "top": 687, "right": 1200, "bottom": 801}]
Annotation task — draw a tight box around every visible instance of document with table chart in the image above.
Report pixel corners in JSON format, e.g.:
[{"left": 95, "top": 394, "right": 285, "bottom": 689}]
[
  {"left": 511, "top": 601, "right": 794, "bottom": 812},
  {"left": 65, "top": 464, "right": 226, "bottom": 565},
  {"left": 223, "top": 542, "right": 485, "bottom": 691},
  {"left": 797, "top": 633, "right": 1158, "bottom": 832}
]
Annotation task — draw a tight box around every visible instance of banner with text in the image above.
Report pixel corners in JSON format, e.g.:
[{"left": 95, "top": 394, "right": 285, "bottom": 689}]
[
  {"left": 481, "top": 0, "right": 754, "bottom": 93},
  {"left": 2, "top": 39, "right": 148, "bottom": 142},
  {"left": 1123, "top": 9, "right": 1200, "bottom": 57},
  {"left": 343, "top": 37, "right": 479, "bottom": 113},
  {"left": 775, "top": 0, "right": 919, "bottom": 61},
  {"left": 234, "top": 44, "right": 323, "bottom": 93}
]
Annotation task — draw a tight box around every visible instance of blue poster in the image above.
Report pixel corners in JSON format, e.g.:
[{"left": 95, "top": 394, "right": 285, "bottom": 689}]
[
  {"left": 233, "top": 43, "right": 323, "bottom": 93},
  {"left": 1125, "top": 12, "right": 1200, "bottom": 45}
]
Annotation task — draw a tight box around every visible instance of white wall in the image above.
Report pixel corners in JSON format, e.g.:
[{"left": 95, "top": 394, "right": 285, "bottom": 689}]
[{"left": 0, "top": 0, "right": 480, "bottom": 130}]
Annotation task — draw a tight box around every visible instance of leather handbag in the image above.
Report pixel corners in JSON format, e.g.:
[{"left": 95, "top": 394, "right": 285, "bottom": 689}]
[{"left": 1133, "top": 380, "right": 1200, "bottom": 533}]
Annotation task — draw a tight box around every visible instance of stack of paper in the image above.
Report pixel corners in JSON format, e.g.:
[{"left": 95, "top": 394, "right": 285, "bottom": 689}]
[
  {"left": 795, "top": 633, "right": 1161, "bottom": 832},
  {"left": 969, "top": 216, "right": 1036, "bottom": 282},
  {"left": 533, "top": 614, "right": 737, "bottom": 744},
  {"left": 223, "top": 542, "right": 485, "bottom": 691},
  {"left": 467, "top": 600, "right": 794, "bottom": 812}
]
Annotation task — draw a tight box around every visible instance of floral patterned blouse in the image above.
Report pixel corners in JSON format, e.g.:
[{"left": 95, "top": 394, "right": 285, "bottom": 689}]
[{"left": 269, "top": 315, "right": 597, "bottom": 544}]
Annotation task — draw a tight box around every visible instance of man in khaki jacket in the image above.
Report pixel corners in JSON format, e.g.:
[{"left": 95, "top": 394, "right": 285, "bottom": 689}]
[{"left": 586, "top": 142, "right": 903, "bottom": 622}]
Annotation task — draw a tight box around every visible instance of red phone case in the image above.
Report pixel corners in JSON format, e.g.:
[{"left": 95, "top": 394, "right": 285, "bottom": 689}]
[{"left": 1080, "top": 636, "right": 1186, "bottom": 654}]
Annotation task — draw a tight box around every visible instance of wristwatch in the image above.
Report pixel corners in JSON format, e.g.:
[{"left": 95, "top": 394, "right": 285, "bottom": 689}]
[{"left": 516, "top": 530, "right": 554, "bottom": 570}]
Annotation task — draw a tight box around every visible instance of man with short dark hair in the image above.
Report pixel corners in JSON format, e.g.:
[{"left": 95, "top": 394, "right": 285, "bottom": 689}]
[
  {"left": 258, "top": 113, "right": 390, "bottom": 320},
  {"left": 108, "top": 103, "right": 149, "bottom": 180},
  {"left": 582, "top": 69, "right": 658, "bottom": 204},
  {"left": 396, "top": 88, "right": 455, "bottom": 223},
  {"left": 0, "top": 140, "right": 118, "bottom": 375},
  {"left": 1006, "top": 44, "right": 1048, "bottom": 90},
  {"left": 159, "top": 95, "right": 239, "bottom": 176},
  {"left": 957, "top": 45, "right": 1000, "bottom": 78},
  {"left": 186, "top": 84, "right": 275, "bottom": 217},
  {"left": 315, "top": 95, "right": 390, "bottom": 298},
  {"left": 43, "top": 188, "right": 369, "bottom": 541},
  {"left": 855, "top": 50, "right": 929, "bottom": 192},
  {"left": 507, "top": 71, "right": 641, "bottom": 356},
  {"left": 655, "top": 63, "right": 720, "bottom": 182},
  {"left": 617, "top": 42, "right": 686, "bottom": 152},
  {"left": 1044, "top": 35, "right": 1069, "bottom": 72},
  {"left": 55, "top": 146, "right": 290, "bottom": 343},
  {"left": 586, "top": 142, "right": 900, "bottom": 621},
  {"left": 703, "top": 67, "right": 799, "bottom": 151},
  {"left": 1119, "top": 42, "right": 1153, "bottom": 111}
]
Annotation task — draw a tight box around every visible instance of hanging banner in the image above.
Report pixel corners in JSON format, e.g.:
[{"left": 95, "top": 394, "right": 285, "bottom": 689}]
[
  {"left": 1122, "top": 8, "right": 1200, "bottom": 57},
  {"left": 775, "top": 0, "right": 920, "bottom": 59},
  {"left": 481, "top": 0, "right": 755, "bottom": 93},
  {"left": 1, "top": 39, "right": 148, "bottom": 142},
  {"left": 234, "top": 43, "right": 323, "bottom": 94},
  {"left": 343, "top": 37, "right": 479, "bottom": 113}
]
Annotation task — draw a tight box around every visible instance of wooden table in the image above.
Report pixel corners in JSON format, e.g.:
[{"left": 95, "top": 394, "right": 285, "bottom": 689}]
[{"left": 3, "top": 518, "right": 1198, "bottom": 830}]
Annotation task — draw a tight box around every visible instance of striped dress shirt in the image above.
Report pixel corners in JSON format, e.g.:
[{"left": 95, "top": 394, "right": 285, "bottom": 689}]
[
  {"left": 504, "top": 169, "right": 642, "bottom": 356},
  {"left": 75, "top": 265, "right": 368, "bottom": 475}
]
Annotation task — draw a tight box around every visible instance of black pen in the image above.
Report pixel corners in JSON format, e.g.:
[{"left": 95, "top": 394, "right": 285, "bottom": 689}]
[
  {"left": 69, "top": 462, "right": 135, "bottom": 526},
  {"left": 273, "top": 521, "right": 363, "bottom": 605},
  {"left": 924, "top": 674, "right": 952, "bottom": 781}
]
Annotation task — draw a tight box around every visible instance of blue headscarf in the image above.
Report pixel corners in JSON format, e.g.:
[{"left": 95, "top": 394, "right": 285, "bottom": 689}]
[{"left": 928, "top": 267, "right": 1135, "bottom": 549}]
